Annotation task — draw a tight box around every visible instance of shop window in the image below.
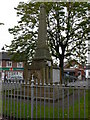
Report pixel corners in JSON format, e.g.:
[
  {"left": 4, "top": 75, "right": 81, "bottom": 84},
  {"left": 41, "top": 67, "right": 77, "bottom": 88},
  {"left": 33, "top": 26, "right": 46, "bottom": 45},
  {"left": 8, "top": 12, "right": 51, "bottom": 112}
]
[
  {"left": 89, "top": 72, "right": 90, "bottom": 76},
  {"left": 18, "top": 72, "right": 23, "bottom": 77},
  {"left": 17, "top": 62, "right": 23, "bottom": 68},
  {"left": 0, "top": 61, "right": 2, "bottom": 67},
  {"left": 6, "top": 61, "right": 12, "bottom": 67}
]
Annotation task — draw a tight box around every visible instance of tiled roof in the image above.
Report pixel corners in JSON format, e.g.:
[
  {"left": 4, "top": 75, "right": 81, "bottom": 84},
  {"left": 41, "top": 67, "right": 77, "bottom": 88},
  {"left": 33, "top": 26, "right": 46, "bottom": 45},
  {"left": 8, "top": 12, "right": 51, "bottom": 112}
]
[{"left": 0, "top": 52, "right": 11, "bottom": 60}]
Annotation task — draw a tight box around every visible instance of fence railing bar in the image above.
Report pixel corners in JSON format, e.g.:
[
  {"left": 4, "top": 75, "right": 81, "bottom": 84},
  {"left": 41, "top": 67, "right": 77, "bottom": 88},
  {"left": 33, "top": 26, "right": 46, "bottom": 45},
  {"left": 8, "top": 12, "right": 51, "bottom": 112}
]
[
  {"left": 4, "top": 82, "right": 6, "bottom": 118},
  {"left": 53, "top": 83, "right": 55, "bottom": 119},
  {"left": 9, "top": 81, "right": 11, "bottom": 118},
  {"left": 48, "top": 83, "right": 50, "bottom": 118},
  {"left": 14, "top": 81, "right": 16, "bottom": 119},
  {"left": 0, "top": 81, "right": 2, "bottom": 118},
  {"left": 62, "top": 84, "right": 65, "bottom": 119},
  {"left": 24, "top": 81, "right": 26, "bottom": 119},
  {"left": 83, "top": 85, "right": 86, "bottom": 119},
  {"left": 0, "top": 82, "right": 2, "bottom": 119},
  {"left": 58, "top": 82, "right": 60, "bottom": 119},
  {"left": 44, "top": 80, "right": 46, "bottom": 119},
  {"left": 17, "top": 82, "right": 19, "bottom": 120},
  {"left": 36, "top": 79, "right": 38, "bottom": 119},
  {"left": 10, "top": 82, "right": 13, "bottom": 118},
  {"left": 67, "top": 86, "right": 69, "bottom": 119},
  {"left": 73, "top": 86, "right": 74, "bottom": 118},
  {"left": 40, "top": 80, "right": 42, "bottom": 119},
  {"left": 0, "top": 81, "right": 2, "bottom": 119},
  {"left": 78, "top": 86, "right": 80, "bottom": 118},
  {"left": 27, "top": 81, "right": 29, "bottom": 119},
  {"left": 31, "top": 75, "right": 34, "bottom": 119},
  {"left": 20, "top": 81, "right": 22, "bottom": 119},
  {"left": 7, "top": 81, "right": 10, "bottom": 118}
]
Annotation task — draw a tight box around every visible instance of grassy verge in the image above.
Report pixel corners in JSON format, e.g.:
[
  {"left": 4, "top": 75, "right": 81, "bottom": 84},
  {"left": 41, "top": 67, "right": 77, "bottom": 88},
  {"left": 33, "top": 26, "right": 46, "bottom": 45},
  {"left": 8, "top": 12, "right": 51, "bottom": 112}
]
[
  {"left": 2, "top": 90, "right": 88, "bottom": 119},
  {"left": 0, "top": 99, "right": 2, "bottom": 115}
]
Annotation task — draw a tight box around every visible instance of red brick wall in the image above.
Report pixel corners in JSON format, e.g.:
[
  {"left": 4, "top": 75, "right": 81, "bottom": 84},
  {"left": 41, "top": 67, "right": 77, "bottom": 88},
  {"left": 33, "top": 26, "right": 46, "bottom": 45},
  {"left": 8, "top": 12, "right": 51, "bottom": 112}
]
[
  {"left": 2, "top": 60, "right": 6, "bottom": 67},
  {"left": 12, "top": 62, "right": 17, "bottom": 68},
  {"left": 2, "top": 60, "right": 24, "bottom": 68}
]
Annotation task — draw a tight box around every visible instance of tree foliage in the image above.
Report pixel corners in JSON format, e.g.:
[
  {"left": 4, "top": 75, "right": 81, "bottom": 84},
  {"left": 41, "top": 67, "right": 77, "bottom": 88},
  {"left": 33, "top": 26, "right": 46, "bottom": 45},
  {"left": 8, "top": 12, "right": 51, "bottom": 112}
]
[
  {"left": 7, "top": 2, "right": 40, "bottom": 63},
  {"left": 6, "top": 2, "right": 90, "bottom": 82},
  {"left": 0, "top": 23, "right": 4, "bottom": 25}
]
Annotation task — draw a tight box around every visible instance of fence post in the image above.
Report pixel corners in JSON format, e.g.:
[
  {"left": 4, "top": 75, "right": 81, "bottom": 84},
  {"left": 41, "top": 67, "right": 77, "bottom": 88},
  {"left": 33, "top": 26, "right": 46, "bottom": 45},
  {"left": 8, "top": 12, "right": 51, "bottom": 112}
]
[{"left": 31, "top": 75, "right": 34, "bottom": 119}]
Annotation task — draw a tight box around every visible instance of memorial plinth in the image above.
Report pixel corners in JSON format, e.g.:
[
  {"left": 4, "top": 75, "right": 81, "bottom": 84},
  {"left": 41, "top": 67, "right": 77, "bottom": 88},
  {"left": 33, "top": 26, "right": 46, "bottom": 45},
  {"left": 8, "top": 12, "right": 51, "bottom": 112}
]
[{"left": 29, "top": 4, "right": 52, "bottom": 84}]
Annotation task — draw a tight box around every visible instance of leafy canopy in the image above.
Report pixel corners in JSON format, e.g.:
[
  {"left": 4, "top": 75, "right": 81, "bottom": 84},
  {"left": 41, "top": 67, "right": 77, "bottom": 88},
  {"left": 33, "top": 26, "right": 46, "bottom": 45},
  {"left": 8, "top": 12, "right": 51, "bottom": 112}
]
[{"left": 6, "top": 2, "right": 89, "bottom": 66}]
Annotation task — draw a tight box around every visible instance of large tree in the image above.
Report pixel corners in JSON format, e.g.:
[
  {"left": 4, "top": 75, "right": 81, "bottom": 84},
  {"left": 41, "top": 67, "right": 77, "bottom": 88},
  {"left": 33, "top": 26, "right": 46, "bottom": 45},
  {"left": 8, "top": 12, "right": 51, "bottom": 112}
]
[
  {"left": 47, "top": 2, "right": 89, "bottom": 82},
  {"left": 6, "top": 2, "right": 89, "bottom": 83},
  {"left": 0, "top": 23, "right": 4, "bottom": 25}
]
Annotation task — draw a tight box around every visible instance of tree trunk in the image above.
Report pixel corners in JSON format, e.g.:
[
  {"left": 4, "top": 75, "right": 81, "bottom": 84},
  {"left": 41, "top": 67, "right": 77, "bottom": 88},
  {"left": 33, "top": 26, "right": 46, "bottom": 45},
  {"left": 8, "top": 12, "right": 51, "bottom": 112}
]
[
  {"left": 23, "top": 61, "right": 28, "bottom": 82},
  {"left": 59, "top": 57, "right": 64, "bottom": 84}
]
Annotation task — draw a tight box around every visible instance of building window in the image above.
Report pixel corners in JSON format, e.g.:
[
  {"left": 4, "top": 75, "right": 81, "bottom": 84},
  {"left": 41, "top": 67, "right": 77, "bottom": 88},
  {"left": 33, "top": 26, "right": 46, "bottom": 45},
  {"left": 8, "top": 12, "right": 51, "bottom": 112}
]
[
  {"left": 89, "top": 72, "right": 90, "bottom": 76},
  {"left": 17, "top": 62, "right": 23, "bottom": 68},
  {"left": 0, "top": 61, "right": 2, "bottom": 67},
  {"left": 17, "top": 72, "right": 23, "bottom": 78},
  {"left": 6, "top": 61, "right": 12, "bottom": 67}
]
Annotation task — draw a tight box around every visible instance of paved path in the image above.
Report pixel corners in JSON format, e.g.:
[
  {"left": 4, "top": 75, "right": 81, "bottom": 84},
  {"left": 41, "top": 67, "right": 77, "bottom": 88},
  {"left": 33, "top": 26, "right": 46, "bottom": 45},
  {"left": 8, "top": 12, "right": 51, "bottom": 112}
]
[
  {"left": 0, "top": 117, "right": 2, "bottom": 120},
  {"left": 67, "top": 80, "right": 88, "bottom": 87}
]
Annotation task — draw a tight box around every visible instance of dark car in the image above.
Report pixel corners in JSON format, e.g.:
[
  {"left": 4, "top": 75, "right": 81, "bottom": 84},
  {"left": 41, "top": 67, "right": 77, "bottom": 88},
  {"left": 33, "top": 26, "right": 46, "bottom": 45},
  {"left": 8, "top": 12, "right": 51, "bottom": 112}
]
[{"left": 7, "top": 75, "right": 24, "bottom": 83}]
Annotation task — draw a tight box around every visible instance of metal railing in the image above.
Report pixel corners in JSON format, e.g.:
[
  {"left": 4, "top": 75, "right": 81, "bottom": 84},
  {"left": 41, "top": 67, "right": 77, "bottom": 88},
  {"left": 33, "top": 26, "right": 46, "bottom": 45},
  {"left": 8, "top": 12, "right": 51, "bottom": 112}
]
[{"left": 1, "top": 77, "right": 88, "bottom": 119}]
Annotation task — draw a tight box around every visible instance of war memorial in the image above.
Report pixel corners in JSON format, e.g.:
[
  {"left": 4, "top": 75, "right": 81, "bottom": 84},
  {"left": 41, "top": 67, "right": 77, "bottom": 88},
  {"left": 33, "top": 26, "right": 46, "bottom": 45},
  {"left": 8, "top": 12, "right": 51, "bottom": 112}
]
[{"left": 29, "top": 3, "right": 60, "bottom": 84}]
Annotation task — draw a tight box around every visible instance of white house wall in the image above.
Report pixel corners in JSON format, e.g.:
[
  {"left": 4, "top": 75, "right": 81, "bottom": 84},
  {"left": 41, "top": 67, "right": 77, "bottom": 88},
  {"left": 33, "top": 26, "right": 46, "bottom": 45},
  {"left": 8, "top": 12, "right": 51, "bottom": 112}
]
[{"left": 53, "top": 69, "right": 60, "bottom": 83}]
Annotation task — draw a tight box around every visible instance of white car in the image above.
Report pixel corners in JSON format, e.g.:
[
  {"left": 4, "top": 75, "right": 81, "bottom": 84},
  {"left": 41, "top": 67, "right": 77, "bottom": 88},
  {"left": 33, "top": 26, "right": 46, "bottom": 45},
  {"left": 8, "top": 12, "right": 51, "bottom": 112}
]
[{"left": 78, "top": 75, "right": 82, "bottom": 80}]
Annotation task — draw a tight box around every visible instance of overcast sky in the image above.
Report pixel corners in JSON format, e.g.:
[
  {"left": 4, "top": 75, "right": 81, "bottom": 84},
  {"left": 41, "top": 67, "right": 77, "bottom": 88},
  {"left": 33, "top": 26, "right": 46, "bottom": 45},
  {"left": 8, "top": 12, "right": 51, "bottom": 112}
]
[{"left": 0, "top": 0, "right": 29, "bottom": 51}]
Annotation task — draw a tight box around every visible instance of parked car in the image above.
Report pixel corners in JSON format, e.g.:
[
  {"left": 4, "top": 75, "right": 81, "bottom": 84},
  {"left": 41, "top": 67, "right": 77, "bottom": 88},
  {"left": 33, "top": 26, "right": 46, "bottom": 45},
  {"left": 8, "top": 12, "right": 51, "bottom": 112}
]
[
  {"left": 7, "top": 75, "right": 24, "bottom": 82},
  {"left": 78, "top": 74, "right": 82, "bottom": 80},
  {"left": 64, "top": 73, "right": 77, "bottom": 85}
]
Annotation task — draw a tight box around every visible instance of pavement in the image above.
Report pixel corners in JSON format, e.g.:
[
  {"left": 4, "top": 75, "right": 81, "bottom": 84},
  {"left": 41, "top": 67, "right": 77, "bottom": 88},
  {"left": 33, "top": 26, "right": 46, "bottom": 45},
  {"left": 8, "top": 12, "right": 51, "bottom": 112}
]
[
  {"left": 0, "top": 81, "right": 21, "bottom": 90},
  {"left": 67, "top": 80, "right": 88, "bottom": 87},
  {"left": 0, "top": 116, "right": 2, "bottom": 120}
]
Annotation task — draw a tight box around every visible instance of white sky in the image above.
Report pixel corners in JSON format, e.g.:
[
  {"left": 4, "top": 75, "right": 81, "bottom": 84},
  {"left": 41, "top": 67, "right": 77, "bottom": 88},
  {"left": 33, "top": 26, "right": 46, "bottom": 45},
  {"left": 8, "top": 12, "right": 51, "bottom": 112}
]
[{"left": 0, "top": 0, "right": 28, "bottom": 51}]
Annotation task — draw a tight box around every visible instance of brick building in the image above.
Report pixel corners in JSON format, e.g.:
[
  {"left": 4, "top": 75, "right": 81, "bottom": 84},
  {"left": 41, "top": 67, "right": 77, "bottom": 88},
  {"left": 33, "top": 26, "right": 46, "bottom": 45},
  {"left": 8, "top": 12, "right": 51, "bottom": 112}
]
[
  {"left": 64, "top": 60, "right": 85, "bottom": 80},
  {"left": 0, "top": 52, "right": 24, "bottom": 80},
  {"left": 86, "top": 40, "right": 90, "bottom": 79}
]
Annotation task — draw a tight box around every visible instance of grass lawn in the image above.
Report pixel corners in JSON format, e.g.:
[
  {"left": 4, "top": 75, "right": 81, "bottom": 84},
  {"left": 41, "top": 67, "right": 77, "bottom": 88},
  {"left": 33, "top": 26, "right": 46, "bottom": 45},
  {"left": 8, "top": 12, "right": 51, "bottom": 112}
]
[
  {"left": 2, "top": 90, "right": 88, "bottom": 119},
  {"left": 0, "top": 99, "right": 2, "bottom": 115}
]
